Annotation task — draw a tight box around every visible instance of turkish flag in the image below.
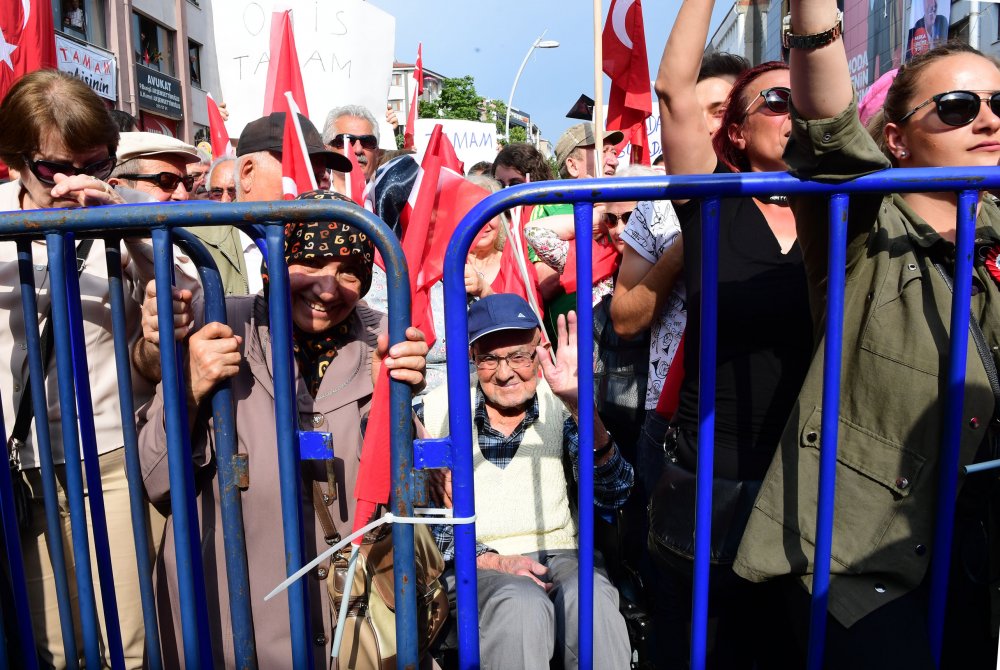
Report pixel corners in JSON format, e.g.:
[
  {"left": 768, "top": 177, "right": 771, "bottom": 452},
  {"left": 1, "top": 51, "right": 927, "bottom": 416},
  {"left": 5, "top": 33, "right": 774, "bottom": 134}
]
[
  {"left": 206, "top": 93, "right": 233, "bottom": 159},
  {"left": 353, "top": 126, "right": 489, "bottom": 534},
  {"left": 263, "top": 10, "right": 308, "bottom": 117},
  {"left": 343, "top": 135, "right": 366, "bottom": 206},
  {"left": 0, "top": 0, "right": 57, "bottom": 101},
  {"left": 602, "top": 0, "right": 652, "bottom": 165},
  {"left": 279, "top": 93, "right": 317, "bottom": 199},
  {"left": 560, "top": 237, "right": 621, "bottom": 294},
  {"left": 403, "top": 44, "right": 423, "bottom": 150}
]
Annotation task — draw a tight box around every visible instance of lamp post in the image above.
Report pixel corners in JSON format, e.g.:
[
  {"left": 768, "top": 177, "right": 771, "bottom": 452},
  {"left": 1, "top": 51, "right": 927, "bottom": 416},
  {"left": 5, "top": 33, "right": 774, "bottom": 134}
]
[{"left": 505, "top": 32, "right": 559, "bottom": 142}]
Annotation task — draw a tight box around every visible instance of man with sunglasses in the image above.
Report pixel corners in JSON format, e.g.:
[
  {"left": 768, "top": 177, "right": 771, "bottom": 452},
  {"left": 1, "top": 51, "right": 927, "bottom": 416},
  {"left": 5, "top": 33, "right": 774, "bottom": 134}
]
[
  {"left": 110, "top": 132, "right": 200, "bottom": 202},
  {"left": 418, "top": 293, "right": 633, "bottom": 669},
  {"left": 322, "top": 104, "right": 382, "bottom": 194}
]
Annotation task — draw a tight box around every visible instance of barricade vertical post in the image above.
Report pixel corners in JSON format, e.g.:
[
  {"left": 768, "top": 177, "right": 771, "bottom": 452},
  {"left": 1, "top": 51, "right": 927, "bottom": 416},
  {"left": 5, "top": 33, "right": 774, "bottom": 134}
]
[
  {"left": 150, "top": 228, "right": 214, "bottom": 669},
  {"left": 264, "top": 223, "right": 313, "bottom": 670},
  {"left": 105, "top": 239, "right": 163, "bottom": 670},
  {"left": 807, "top": 193, "right": 850, "bottom": 669},
  {"left": 62, "top": 238, "right": 125, "bottom": 669},
  {"left": 691, "top": 197, "right": 721, "bottom": 670},
  {"left": 0, "top": 387, "right": 38, "bottom": 670},
  {"left": 928, "top": 188, "right": 979, "bottom": 664},
  {"left": 573, "top": 201, "right": 595, "bottom": 670},
  {"left": 46, "top": 232, "right": 102, "bottom": 669},
  {"left": 443, "top": 203, "right": 482, "bottom": 670},
  {"left": 171, "top": 229, "right": 258, "bottom": 669},
  {"left": 15, "top": 240, "right": 78, "bottom": 667}
]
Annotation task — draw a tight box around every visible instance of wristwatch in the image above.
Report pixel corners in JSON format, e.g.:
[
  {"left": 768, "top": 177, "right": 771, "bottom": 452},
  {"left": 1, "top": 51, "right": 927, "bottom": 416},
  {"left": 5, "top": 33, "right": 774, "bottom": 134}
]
[{"left": 782, "top": 11, "right": 843, "bottom": 50}]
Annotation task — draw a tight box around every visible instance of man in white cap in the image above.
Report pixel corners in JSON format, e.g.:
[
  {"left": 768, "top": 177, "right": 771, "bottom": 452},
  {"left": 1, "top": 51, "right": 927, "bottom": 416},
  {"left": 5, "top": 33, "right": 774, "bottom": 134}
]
[{"left": 109, "top": 131, "right": 200, "bottom": 201}]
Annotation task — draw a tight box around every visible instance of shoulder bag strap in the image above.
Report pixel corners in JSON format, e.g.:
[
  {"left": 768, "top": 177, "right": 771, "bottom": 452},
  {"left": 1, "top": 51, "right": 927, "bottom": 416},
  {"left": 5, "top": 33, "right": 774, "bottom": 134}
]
[{"left": 8, "top": 239, "right": 96, "bottom": 455}]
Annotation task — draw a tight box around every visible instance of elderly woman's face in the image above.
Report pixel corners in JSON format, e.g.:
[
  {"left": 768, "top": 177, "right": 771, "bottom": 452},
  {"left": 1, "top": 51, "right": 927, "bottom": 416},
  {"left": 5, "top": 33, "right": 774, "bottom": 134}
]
[
  {"left": 21, "top": 129, "right": 112, "bottom": 209},
  {"left": 287, "top": 255, "right": 365, "bottom": 333}
]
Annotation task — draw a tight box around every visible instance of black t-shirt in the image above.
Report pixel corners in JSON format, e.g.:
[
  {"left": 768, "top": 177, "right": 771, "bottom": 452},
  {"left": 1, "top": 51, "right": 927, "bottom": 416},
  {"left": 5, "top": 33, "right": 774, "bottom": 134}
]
[{"left": 674, "top": 164, "right": 813, "bottom": 481}]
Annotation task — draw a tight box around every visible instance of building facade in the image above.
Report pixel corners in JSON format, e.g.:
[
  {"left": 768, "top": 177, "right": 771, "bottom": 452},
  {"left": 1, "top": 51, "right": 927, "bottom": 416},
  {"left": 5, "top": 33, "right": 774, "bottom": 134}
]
[{"left": 50, "top": 0, "right": 222, "bottom": 143}]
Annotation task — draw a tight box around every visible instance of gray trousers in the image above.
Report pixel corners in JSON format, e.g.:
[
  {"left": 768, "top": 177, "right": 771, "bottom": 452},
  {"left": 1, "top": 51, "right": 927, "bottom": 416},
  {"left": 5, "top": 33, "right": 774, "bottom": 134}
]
[{"left": 474, "top": 550, "right": 631, "bottom": 670}]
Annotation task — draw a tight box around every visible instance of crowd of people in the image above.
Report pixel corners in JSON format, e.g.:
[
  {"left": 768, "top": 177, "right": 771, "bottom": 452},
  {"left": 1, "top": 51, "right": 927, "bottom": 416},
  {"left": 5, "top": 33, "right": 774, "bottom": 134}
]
[{"left": 2, "top": 0, "right": 1000, "bottom": 665}]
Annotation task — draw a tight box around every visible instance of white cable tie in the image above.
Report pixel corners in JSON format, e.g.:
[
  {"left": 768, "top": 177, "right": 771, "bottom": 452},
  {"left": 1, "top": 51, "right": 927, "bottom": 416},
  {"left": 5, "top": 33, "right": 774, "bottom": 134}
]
[{"left": 264, "top": 510, "right": 477, "bottom": 601}]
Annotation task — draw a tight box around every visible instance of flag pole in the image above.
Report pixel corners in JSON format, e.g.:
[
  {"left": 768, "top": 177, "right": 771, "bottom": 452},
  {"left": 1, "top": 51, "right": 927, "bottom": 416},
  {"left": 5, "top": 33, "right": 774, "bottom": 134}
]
[{"left": 593, "top": 0, "right": 605, "bottom": 179}]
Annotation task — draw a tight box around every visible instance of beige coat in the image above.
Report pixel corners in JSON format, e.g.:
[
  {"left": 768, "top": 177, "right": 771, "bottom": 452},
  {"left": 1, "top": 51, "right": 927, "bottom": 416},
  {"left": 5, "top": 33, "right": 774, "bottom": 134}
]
[{"left": 138, "top": 295, "right": 384, "bottom": 668}]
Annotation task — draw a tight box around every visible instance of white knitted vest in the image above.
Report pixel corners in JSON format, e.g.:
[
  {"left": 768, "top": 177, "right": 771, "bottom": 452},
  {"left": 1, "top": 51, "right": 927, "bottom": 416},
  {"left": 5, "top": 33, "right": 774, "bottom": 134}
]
[{"left": 422, "top": 377, "right": 578, "bottom": 556}]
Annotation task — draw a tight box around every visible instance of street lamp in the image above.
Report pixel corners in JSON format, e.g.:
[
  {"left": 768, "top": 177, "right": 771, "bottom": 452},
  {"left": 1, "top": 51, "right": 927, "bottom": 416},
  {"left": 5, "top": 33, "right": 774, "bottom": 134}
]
[{"left": 505, "top": 32, "right": 559, "bottom": 142}]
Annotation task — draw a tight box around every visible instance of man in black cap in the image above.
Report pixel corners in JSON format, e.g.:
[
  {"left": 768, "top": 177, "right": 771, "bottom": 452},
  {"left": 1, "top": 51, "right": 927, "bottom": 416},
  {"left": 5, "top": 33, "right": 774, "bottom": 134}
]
[
  {"left": 418, "top": 293, "right": 633, "bottom": 669},
  {"left": 234, "top": 111, "right": 352, "bottom": 202}
]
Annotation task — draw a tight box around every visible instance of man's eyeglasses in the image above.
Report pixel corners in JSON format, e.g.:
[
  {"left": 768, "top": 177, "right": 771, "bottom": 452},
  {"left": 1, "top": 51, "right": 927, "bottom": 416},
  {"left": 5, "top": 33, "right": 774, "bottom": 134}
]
[
  {"left": 474, "top": 350, "right": 537, "bottom": 371},
  {"left": 331, "top": 134, "right": 378, "bottom": 151},
  {"left": 743, "top": 87, "right": 791, "bottom": 117},
  {"left": 897, "top": 90, "right": 1000, "bottom": 127},
  {"left": 118, "top": 172, "right": 195, "bottom": 192},
  {"left": 208, "top": 186, "right": 237, "bottom": 201},
  {"left": 603, "top": 210, "right": 634, "bottom": 227},
  {"left": 22, "top": 154, "right": 116, "bottom": 186}
]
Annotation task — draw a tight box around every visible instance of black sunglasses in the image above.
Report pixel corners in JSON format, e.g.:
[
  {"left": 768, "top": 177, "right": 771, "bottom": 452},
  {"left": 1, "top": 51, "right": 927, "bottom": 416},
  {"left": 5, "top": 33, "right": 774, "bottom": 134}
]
[
  {"left": 743, "top": 87, "right": 791, "bottom": 117},
  {"left": 898, "top": 90, "right": 1000, "bottom": 127},
  {"left": 331, "top": 133, "right": 378, "bottom": 151},
  {"left": 603, "top": 210, "right": 634, "bottom": 226},
  {"left": 22, "top": 154, "right": 116, "bottom": 186},
  {"left": 119, "top": 172, "right": 195, "bottom": 192}
]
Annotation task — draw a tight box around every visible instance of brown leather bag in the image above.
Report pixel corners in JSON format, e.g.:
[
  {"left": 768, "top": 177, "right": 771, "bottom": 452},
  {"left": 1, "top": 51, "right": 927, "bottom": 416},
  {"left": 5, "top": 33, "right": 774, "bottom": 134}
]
[{"left": 328, "top": 523, "right": 449, "bottom": 670}]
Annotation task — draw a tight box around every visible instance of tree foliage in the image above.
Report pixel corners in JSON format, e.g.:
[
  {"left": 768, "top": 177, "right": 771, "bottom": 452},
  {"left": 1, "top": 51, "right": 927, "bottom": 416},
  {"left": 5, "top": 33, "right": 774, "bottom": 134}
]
[{"left": 419, "top": 75, "right": 482, "bottom": 121}]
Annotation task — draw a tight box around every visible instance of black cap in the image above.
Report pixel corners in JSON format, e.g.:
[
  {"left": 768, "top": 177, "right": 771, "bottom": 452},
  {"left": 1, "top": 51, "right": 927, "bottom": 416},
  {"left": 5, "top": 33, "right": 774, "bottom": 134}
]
[{"left": 237, "top": 112, "right": 352, "bottom": 172}]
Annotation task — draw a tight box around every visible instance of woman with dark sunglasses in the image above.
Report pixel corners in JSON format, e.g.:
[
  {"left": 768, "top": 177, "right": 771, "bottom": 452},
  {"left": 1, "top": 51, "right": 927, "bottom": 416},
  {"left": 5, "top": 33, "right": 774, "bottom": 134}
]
[
  {"left": 731, "top": 0, "right": 1000, "bottom": 662},
  {"left": 0, "top": 70, "right": 154, "bottom": 668},
  {"left": 647, "top": 0, "right": 814, "bottom": 666}
]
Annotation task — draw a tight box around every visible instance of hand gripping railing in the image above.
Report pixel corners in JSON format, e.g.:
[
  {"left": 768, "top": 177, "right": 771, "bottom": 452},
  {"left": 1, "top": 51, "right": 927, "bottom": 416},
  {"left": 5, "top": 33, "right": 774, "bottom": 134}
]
[
  {"left": 443, "top": 167, "right": 1000, "bottom": 670},
  {"left": 0, "top": 200, "right": 419, "bottom": 670}
]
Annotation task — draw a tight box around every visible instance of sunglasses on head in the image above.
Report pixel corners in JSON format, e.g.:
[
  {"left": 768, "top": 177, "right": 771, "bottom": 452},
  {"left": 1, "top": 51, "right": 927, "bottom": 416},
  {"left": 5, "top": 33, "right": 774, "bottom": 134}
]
[
  {"left": 331, "top": 133, "right": 378, "bottom": 151},
  {"left": 22, "top": 154, "right": 116, "bottom": 186},
  {"left": 898, "top": 90, "right": 1000, "bottom": 127},
  {"left": 743, "top": 87, "right": 791, "bottom": 117},
  {"left": 119, "top": 172, "right": 195, "bottom": 192},
  {"left": 603, "top": 210, "right": 634, "bottom": 226}
]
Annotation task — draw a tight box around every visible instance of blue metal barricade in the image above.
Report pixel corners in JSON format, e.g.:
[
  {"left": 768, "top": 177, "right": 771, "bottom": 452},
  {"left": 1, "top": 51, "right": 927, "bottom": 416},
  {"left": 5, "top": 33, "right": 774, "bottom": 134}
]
[
  {"left": 443, "top": 167, "right": 1000, "bottom": 670},
  {"left": 0, "top": 200, "right": 418, "bottom": 670},
  {"left": 0, "top": 167, "right": 998, "bottom": 669}
]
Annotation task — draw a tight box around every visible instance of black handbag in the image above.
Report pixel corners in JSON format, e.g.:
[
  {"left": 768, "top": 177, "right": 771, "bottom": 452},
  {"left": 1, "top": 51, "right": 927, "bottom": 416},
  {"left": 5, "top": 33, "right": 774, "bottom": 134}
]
[
  {"left": 593, "top": 293, "right": 650, "bottom": 425},
  {"left": 647, "top": 427, "right": 762, "bottom": 577}
]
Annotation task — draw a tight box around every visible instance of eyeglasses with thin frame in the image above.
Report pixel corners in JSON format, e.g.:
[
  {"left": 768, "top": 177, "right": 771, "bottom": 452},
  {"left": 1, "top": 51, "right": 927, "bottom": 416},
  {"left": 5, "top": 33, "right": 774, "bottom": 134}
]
[
  {"left": 208, "top": 186, "right": 237, "bottom": 201},
  {"left": 118, "top": 172, "right": 195, "bottom": 192},
  {"left": 331, "top": 133, "right": 378, "bottom": 151},
  {"left": 474, "top": 349, "right": 537, "bottom": 371},
  {"left": 604, "top": 210, "right": 634, "bottom": 227},
  {"left": 897, "top": 90, "right": 1000, "bottom": 127},
  {"left": 22, "top": 154, "right": 116, "bottom": 186},
  {"left": 743, "top": 87, "right": 792, "bottom": 117}
]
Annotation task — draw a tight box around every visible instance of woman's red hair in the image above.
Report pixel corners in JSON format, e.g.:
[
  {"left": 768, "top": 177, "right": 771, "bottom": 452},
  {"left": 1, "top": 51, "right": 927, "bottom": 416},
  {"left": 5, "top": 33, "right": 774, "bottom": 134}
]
[{"left": 711, "top": 60, "right": 789, "bottom": 172}]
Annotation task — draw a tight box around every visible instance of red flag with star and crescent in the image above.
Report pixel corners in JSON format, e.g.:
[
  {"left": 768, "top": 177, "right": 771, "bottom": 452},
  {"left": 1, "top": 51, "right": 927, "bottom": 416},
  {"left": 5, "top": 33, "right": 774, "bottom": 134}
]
[
  {"left": 0, "top": 0, "right": 57, "bottom": 101},
  {"left": 602, "top": 0, "right": 652, "bottom": 165}
]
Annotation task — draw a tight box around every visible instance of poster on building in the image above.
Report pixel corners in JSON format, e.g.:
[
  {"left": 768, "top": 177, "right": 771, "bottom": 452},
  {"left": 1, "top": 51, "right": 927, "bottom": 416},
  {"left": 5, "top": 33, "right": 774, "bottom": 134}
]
[
  {"left": 212, "top": 0, "right": 396, "bottom": 147},
  {"left": 413, "top": 118, "right": 498, "bottom": 169},
  {"left": 905, "top": 0, "right": 950, "bottom": 60},
  {"left": 55, "top": 35, "right": 116, "bottom": 101},
  {"left": 839, "top": 0, "right": 904, "bottom": 102}
]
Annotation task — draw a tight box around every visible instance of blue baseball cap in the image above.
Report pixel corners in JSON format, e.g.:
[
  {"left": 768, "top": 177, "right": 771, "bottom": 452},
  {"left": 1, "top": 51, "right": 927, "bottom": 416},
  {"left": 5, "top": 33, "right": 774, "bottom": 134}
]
[{"left": 468, "top": 293, "right": 540, "bottom": 344}]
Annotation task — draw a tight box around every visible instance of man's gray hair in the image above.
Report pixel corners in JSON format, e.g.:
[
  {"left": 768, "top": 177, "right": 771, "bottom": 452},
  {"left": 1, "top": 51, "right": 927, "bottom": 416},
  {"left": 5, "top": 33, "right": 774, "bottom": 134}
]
[
  {"left": 195, "top": 147, "right": 211, "bottom": 166},
  {"left": 206, "top": 156, "right": 235, "bottom": 188},
  {"left": 322, "top": 105, "right": 379, "bottom": 145},
  {"left": 110, "top": 157, "right": 145, "bottom": 181}
]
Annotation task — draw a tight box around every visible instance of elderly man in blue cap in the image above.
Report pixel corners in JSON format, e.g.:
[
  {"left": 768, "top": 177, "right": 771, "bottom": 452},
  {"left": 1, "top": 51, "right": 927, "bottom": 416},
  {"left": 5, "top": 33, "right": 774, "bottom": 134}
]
[{"left": 418, "top": 292, "right": 632, "bottom": 669}]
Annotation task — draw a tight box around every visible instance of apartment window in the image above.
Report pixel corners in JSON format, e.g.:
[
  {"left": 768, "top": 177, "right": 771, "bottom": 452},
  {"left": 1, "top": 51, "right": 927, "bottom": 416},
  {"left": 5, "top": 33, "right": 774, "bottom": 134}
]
[
  {"left": 189, "top": 41, "right": 202, "bottom": 87},
  {"left": 392, "top": 73, "right": 403, "bottom": 87},
  {"left": 53, "top": 0, "right": 107, "bottom": 47},
  {"left": 133, "top": 13, "right": 175, "bottom": 77}
]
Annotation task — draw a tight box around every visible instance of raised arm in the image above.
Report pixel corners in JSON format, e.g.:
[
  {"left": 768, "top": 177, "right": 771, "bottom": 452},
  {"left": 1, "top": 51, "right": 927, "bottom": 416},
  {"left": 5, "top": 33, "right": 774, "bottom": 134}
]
[
  {"left": 655, "top": 0, "right": 718, "bottom": 177},
  {"left": 787, "top": 0, "right": 853, "bottom": 119}
]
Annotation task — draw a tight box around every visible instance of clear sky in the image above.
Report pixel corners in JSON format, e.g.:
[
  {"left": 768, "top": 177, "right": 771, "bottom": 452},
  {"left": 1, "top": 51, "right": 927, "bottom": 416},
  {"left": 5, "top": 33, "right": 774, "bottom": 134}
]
[{"left": 367, "top": 0, "right": 732, "bottom": 145}]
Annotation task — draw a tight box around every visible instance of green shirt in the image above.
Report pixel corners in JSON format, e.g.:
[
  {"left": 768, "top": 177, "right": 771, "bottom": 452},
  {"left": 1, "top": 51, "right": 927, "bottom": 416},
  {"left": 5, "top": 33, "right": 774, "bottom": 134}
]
[{"left": 734, "top": 99, "right": 1000, "bottom": 627}]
